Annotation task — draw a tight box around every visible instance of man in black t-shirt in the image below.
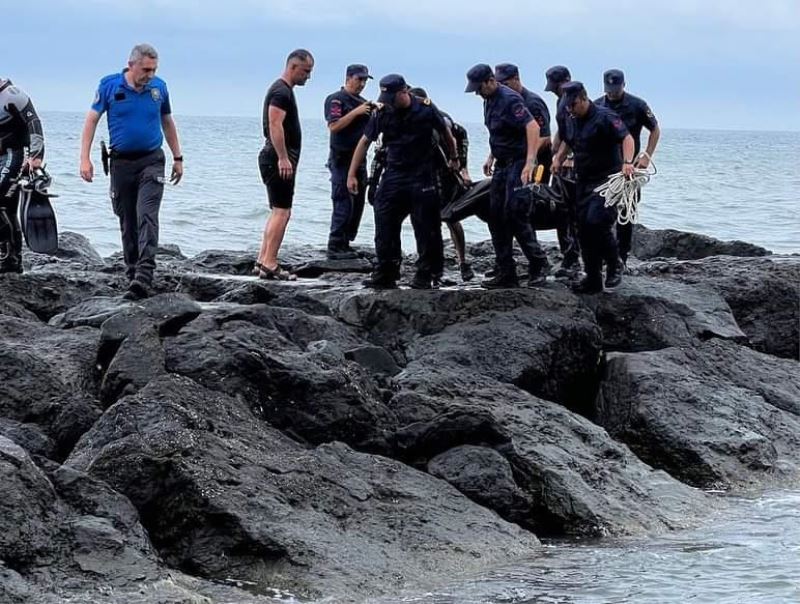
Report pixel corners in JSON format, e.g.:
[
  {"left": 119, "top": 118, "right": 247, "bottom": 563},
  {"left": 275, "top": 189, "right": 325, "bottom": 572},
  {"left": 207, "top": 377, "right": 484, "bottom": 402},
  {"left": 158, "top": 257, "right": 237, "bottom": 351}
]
[
  {"left": 323, "top": 64, "right": 373, "bottom": 259},
  {"left": 256, "top": 48, "right": 314, "bottom": 280}
]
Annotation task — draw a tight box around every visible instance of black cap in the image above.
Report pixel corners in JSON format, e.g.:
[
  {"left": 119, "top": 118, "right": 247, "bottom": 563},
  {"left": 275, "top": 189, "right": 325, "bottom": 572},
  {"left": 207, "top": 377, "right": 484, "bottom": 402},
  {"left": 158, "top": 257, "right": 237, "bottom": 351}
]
[
  {"left": 561, "top": 81, "right": 586, "bottom": 103},
  {"left": 465, "top": 63, "right": 493, "bottom": 93},
  {"left": 603, "top": 69, "right": 625, "bottom": 94},
  {"left": 545, "top": 65, "right": 571, "bottom": 92},
  {"left": 346, "top": 64, "right": 372, "bottom": 79},
  {"left": 408, "top": 87, "right": 428, "bottom": 99},
  {"left": 378, "top": 73, "right": 409, "bottom": 104},
  {"left": 494, "top": 63, "right": 519, "bottom": 83}
]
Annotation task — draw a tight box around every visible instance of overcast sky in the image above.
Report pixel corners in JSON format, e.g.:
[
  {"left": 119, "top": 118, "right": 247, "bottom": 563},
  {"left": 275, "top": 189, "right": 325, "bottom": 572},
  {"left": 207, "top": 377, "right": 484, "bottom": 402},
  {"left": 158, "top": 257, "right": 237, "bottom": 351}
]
[{"left": 7, "top": 0, "right": 800, "bottom": 131}]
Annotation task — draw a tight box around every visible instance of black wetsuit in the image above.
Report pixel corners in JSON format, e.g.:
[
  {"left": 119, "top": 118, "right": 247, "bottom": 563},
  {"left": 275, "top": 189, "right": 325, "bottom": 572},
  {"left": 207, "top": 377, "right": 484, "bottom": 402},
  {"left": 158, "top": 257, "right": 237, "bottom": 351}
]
[{"left": 0, "top": 79, "right": 45, "bottom": 271}]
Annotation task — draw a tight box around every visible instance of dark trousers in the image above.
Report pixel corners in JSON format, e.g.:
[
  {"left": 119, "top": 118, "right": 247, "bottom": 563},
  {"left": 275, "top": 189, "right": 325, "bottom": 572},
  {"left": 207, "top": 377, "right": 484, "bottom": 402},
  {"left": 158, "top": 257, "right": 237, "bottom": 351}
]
[
  {"left": 552, "top": 167, "right": 581, "bottom": 265},
  {"left": 615, "top": 189, "right": 640, "bottom": 262},
  {"left": 328, "top": 158, "right": 366, "bottom": 250},
  {"left": 372, "top": 167, "right": 443, "bottom": 279},
  {"left": 0, "top": 148, "right": 24, "bottom": 271},
  {"left": 489, "top": 158, "right": 547, "bottom": 277},
  {"left": 576, "top": 179, "right": 619, "bottom": 285},
  {"left": 109, "top": 149, "right": 165, "bottom": 285}
]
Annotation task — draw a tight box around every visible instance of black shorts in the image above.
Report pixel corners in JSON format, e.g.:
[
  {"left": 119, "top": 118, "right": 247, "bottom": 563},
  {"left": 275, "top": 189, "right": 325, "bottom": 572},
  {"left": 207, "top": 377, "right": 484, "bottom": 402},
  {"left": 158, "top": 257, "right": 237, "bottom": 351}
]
[{"left": 258, "top": 146, "right": 296, "bottom": 209}]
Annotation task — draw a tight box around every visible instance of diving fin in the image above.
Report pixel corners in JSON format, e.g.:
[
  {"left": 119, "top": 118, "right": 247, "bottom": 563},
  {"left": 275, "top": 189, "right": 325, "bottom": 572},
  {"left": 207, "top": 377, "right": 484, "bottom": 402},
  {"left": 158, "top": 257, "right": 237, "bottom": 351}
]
[{"left": 19, "top": 169, "right": 59, "bottom": 254}]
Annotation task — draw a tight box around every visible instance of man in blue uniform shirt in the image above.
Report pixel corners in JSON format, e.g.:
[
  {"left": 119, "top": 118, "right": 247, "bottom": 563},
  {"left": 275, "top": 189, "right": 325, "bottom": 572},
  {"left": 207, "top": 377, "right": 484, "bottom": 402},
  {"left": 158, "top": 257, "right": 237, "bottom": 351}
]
[
  {"left": 595, "top": 69, "right": 660, "bottom": 267},
  {"left": 347, "top": 74, "right": 457, "bottom": 289},
  {"left": 324, "top": 63, "right": 373, "bottom": 259},
  {"left": 465, "top": 63, "right": 547, "bottom": 289},
  {"left": 553, "top": 82, "right": 634, "bottom": 294},
  {"left": 544, "top": 64, "right": 582, "bottom": 277},
  {"left": 80, "top": 43, "right": 183, "bottom": 300}
]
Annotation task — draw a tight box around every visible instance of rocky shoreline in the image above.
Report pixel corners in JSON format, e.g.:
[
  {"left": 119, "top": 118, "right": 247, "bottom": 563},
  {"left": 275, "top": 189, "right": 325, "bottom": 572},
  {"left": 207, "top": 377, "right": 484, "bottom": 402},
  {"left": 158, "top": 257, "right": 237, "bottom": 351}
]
[{"left": 1, "top": 225, "right": 798, "bottom": 603}]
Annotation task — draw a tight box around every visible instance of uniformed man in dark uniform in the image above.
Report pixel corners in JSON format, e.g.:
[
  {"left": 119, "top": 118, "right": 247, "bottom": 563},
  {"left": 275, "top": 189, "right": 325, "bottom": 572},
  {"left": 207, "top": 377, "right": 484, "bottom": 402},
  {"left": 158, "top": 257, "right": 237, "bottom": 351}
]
[
  {"left": 552, "top": 82, "right": 635, "bottom": 294},
  {"left": 80, "top": 43, "right": 183, "bottom": 300},
  {"left": 465, "top": 63, "right": 547, "bottom": 289},
  {"left": 408, "top": 86, "right": 474, "bottom": 283},
  {"left": 496, "top": 62, "right": 582, "bottom": 278},
  {"left": 347, "top": 74, "right": 457, "bottom": 289},
  {"left": 0, "top": 78, "right": 45, "bottom": 273},
  {"left": 324, "top": 63, "right": 373, "bottom": 259},
  {"left": 595, "top": 69, "right": 660, "bottom": 268},
  {"left": 544, "top": 65, "right": 582, "bottom": 276}
]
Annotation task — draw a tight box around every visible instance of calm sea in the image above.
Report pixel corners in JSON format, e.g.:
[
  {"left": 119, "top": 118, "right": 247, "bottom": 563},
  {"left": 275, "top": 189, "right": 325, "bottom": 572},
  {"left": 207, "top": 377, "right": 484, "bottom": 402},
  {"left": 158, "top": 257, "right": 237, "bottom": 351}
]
[
  {"left": 41, "top": 112, "right": 799, "bottom": 257},
  {"left": 39, "top": 112, "right": 800, "bottom": 603}
]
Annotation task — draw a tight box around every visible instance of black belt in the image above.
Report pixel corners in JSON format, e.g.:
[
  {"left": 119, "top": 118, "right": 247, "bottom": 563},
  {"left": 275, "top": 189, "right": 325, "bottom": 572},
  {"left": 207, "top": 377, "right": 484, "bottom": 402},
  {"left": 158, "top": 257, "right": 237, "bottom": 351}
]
[{"left": 110, "top": 148, "right": 159, "bottom": 161}]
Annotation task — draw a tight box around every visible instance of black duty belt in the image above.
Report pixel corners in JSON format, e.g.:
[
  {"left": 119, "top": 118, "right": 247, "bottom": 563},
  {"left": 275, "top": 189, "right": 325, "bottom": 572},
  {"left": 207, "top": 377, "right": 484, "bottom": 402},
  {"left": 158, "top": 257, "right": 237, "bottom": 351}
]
[{"left": 109, "top": 148, "right": 159, "bottom": 161}]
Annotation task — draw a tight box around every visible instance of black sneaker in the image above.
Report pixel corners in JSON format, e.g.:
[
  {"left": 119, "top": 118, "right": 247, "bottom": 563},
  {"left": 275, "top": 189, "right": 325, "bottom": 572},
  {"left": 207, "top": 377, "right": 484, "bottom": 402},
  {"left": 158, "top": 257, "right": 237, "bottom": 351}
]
[
  {"left": 362, "top": 273, "right": 398, "bottom": 289},
  {"left": 481, "top": 274, "right": 520, "bottom": 289},
  {"left": 572, "top": 277, "right": 603, "bottom": 294},
  {"left": 459, "top": 262, "right": 475, "bottom": 282},
  {"left": 527, "top": 262, "right": 550, "bottom": 287},
  {"left": 123, "top": 279, "right": 149, "bottom": 300},
  {"left": 605, "top": 261, "right": 623, "bottom": 289}
]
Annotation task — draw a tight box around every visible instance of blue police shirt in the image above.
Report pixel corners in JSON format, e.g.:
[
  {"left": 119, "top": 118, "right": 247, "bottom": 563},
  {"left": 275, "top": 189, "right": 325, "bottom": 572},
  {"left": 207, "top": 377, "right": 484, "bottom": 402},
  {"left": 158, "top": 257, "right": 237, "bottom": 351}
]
[
  {"left": 364, "top": 96, "right": 449, "bottom": 170},
  {"left": 519, "top": 86, "right": 551, "bottom": 138},
  {"left": 91, "top": 70, "right": 171, "bottom": 153},
  {"left": 594, "top": 92, "right": 657, "bottom": 155},
  {"left": 483, "top": 85, "right": 533, "bottom": 162},
  {"left": 324, "top": 88, "right": 369, "bottom": 157},
  {"left": 571, "top": 104, "right": 630, "bottom": 182}
]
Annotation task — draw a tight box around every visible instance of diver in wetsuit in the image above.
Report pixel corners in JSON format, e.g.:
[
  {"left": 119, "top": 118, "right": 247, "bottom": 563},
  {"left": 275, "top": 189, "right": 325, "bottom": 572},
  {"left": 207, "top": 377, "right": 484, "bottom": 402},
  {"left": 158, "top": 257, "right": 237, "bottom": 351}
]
[{"left": 0, "top": 78, "right": 45, "bottom": 273}]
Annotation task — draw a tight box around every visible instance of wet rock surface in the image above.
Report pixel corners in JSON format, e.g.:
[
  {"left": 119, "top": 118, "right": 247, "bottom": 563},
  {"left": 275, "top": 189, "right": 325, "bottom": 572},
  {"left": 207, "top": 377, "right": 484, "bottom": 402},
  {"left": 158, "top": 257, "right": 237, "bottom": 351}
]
[{"left": 1, "top": 228, "right": 797, "bottom": 602}]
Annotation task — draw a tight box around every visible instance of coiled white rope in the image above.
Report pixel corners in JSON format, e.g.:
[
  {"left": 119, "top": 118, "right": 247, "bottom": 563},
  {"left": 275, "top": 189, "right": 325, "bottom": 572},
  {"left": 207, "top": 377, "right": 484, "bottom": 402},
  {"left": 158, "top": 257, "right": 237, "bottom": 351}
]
[{"left": 595, "top": 152, "right": 657, "bottom": 225}]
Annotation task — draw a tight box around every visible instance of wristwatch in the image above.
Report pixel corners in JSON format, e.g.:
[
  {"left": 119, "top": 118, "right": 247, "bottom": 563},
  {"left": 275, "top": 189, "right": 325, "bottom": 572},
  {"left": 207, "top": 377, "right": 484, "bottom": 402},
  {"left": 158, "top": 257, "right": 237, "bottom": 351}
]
[{"left": 173, "top": 156, "right": 184, "bottom": 162}]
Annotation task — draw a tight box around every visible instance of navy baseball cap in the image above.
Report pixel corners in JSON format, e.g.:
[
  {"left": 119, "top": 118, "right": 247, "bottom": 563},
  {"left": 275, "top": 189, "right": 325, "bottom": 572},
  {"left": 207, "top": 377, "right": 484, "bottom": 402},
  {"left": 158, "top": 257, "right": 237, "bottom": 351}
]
[
  {"left": 465, "top": 64, "right": 493, "bottom": 92},
  {"left": 545, "top": 65, "right": 571, "bottom": 92},
  {"left": 378, "top": 74, "right": 409, "bottom": 104},
  {"left": 408, "top": 86, "right": 428, "bottom": 99},
  {"left": 346, "top": 64, "right": 372, "bottom": 79},
  {"left": 561, "top": 81, "right": 586, "bottom": 104},
  {"left": 604, "top": 69, "right": 625, "bottom": 94},
  {"left": 495, "top": 63, "right": 519, "bottom": 83}
]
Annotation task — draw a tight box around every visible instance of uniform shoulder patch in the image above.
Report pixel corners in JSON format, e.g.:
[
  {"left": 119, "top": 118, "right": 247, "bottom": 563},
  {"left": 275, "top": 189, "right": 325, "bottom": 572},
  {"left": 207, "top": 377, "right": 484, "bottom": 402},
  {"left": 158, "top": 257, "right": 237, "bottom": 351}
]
[
  {"left": 375, "top": 102, "right": 385, "bottom": 111},
  {"left": 422, "top": 97, "right": 431, "bottom": 106}
]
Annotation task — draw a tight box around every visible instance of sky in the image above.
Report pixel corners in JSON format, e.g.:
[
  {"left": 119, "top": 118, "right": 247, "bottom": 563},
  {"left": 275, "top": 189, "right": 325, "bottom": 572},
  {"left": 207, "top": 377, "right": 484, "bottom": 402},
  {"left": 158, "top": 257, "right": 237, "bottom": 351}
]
[{"left": 6, "top": 0, "right": 800, "bottom": 131}]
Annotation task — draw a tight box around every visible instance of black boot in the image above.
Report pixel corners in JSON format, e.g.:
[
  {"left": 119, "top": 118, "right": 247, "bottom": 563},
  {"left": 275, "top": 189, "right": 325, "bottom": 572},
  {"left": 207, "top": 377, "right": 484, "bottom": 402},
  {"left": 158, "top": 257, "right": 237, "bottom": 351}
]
[
  {"left": 409, "top": 271, "right": 433, "bottom": 290},
  {"left": 572, "top": 276, "right": 603, "bottom": 294},
  {"left": 362, "top": 272, "right": 398, "bottom": 289},
  {"left": 605, "top": 259, "right": 623, "bottom": 288},
  {"left": 481, "top": 272, "right": 520, "bottom": 289}
]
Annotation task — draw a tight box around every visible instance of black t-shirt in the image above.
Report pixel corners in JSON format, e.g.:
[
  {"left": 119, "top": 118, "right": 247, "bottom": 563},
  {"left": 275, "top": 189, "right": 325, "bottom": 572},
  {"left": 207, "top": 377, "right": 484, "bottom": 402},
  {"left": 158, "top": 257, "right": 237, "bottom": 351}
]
[
  {"left": 262, "top": 79, "right": 301, "bottom": 158},
  {"left": 324, "top": 88, "right": 369, "bottom": 156}
]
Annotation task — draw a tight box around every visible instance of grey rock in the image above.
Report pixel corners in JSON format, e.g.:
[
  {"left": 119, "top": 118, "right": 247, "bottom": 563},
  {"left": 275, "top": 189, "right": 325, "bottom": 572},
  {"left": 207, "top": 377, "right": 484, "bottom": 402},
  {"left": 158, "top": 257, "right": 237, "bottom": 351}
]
[
  {"left": 638, "top": 255, "right": 799, "bottom": 359},
  {"left": 597, "top": 340, "right": 800, "bottom": 489},
  {"left": 345, "top": 344, "right": 401, "bottom": 376},
  {"left": 68, "top": 375, "right": 539, "bottom": 601},
  {"left": 632, "top": 224, "right": 771, "bottom": 260}
]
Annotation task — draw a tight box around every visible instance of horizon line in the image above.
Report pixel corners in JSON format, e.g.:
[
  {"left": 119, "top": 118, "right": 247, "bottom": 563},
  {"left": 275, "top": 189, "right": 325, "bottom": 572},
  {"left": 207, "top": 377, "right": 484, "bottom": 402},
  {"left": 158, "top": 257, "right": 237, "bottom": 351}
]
[{"left": 38, "top": 109, "right": 800, "bottom": 135}]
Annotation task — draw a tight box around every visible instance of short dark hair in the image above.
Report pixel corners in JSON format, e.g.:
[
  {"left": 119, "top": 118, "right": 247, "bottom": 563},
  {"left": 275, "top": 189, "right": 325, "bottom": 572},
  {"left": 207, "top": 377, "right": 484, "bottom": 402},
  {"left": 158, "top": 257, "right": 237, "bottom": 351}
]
[{"left": 286, "top": 49, "right": 314, "bottom": 65}]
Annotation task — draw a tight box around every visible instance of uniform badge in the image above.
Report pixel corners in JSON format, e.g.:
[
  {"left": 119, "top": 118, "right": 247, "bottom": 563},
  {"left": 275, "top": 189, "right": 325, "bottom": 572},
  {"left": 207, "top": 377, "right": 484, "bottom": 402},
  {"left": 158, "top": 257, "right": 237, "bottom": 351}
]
[
  {"left": 423, "top": 98, "right": 431, "bottom": 106},
  {"left": 151, "top": 88, "right": 161, "bottom": 101},
  {"left": 93, "top": 90, "right": 100, "bottom": 105}
]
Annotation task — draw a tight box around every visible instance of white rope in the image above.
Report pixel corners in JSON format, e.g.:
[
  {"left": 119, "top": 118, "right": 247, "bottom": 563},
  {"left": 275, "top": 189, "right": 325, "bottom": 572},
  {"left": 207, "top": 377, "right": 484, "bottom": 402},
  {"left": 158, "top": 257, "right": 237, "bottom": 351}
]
[{"left": 594, "top": 152, "right": 657, "bottom": 225}]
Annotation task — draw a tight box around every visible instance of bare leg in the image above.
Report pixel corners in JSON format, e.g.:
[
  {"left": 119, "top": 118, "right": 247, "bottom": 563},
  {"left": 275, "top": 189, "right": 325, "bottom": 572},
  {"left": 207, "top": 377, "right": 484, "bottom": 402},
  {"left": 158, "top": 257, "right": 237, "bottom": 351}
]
[
  {"left": 447, "top": 222, "right": 466, "bottom": 265},
  {"left": 260, "top": 207, "right": 292, "bottom": 270}
]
